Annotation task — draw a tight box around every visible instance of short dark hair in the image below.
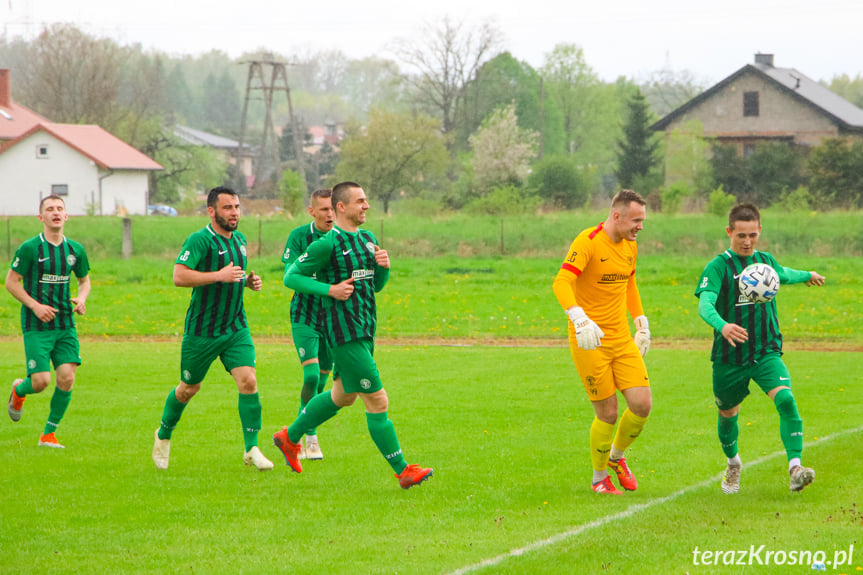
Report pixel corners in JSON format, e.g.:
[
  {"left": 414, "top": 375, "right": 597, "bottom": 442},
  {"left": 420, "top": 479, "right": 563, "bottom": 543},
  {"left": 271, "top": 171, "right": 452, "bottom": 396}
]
[
  {"left": 611, "top": 189, "right": 646, "bottom": 212},
  {"left": 39, "top": 195, "right": 66, "bottom": 211},
  {"left": 332, "top": 181, "right": 361, "bottom": 209},
  {"left": 310, "top": 189, "right": 332, "bottom": 202},
  {"left": 207, "top": 186, "right": 237, "bottom": 208},
  {"left": 728, "top": 203, "right": 760, "bottom": 229}
]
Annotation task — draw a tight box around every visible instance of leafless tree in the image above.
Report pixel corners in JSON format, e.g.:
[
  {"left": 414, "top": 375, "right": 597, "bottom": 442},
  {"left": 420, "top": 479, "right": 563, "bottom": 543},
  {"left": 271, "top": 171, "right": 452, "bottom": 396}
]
[
  {"left": 392, "top": 16, "right": 503, "bottom": 144},
  {"left": 17, "top": 24, "right": 129, "bottom": 131}
]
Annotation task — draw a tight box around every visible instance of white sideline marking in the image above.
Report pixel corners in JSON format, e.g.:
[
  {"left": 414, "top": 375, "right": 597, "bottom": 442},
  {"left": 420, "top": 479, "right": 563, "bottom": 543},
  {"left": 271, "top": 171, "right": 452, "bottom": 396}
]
[{"left": 447, "top": 425, "right": 863, "bottom": 575}]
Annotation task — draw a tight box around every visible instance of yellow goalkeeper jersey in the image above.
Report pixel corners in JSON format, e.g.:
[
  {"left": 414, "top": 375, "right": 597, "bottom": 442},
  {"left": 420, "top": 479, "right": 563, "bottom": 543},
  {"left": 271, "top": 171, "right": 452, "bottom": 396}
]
[{"left": 552, "top": 222, "right": 644, "bottom": 343}]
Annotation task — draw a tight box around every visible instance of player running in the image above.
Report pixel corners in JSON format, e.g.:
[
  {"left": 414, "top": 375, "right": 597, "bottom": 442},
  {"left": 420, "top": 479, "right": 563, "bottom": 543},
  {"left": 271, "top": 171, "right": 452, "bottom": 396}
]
[
  {"left": 6, "top": 195, "right": 90, "bottom": 448},
  {"left": 281, "top": 189, "right": 335, "bottom": 460},
  {"left": 273, "top": 181, "right": 432, "bottom": 489},
  {"left": 695, "top": 203, "right": 825, "bottom": 493},
  {"left": 152, "top": 186, "right": 272, "bottom": 471},
  {"left": 552, "top": 189, "right": 652, "bottom": 495}
]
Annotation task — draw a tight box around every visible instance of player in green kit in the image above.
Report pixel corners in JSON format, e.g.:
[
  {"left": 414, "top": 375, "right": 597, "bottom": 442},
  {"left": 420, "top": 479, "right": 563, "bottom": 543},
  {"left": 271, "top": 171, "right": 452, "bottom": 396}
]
[
  {"left": 695, "top": 203, "right": 825, "bottom": 493},
  {"left": 273, "top": 181, "right": 433, "bottom": 489},
  {"left": 152, "top": 186, "right": 273, "bottom": 471},
  {"left": 281, "top": 189, "right": 335, "bottom": 460},
  {"left": 6, "top": 195, "right": 90, "bottom": 448}
]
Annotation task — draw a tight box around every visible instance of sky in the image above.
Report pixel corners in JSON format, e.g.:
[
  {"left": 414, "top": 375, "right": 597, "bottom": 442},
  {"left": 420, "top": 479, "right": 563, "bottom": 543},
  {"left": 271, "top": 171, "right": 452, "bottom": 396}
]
[{"left": 2, "top": 0, "right": 863, "bottom": 85}]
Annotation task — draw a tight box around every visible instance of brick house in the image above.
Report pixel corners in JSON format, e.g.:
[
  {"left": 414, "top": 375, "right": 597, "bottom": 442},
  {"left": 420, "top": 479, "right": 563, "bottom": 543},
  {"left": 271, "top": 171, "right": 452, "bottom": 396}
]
[{"left": 651, "top": 54, "right": 863, "bottom": 157}]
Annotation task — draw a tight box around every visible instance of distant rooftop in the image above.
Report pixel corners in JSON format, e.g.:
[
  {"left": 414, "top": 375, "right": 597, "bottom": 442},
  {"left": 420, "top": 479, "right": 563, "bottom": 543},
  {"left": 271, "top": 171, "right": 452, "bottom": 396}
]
[
  {"left": 174, "top": 125, "right": 247, "bottom": 150},
  {"left": 652, "top": 54, "right": 863, "bottom": 132},
  {"left": 1, "top": 123, "right": 163, "bottom": 170}
]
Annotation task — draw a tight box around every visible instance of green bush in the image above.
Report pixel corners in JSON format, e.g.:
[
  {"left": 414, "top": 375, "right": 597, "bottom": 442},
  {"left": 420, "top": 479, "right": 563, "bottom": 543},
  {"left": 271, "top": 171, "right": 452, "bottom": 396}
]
[
  {"left": 280, "top": 169, "right": 306, "bottom": 216},
  {"left": 528, "top": 156, "right": 587, "bottom": 209},
  {"left": 464, "top": 185, "right": 541, "bottom": 216},
  {"left": 660, "top": 181, "right": 692, "bottom": 214},
  {"left": 777, "top": 186, "right": 813, "bottom": 212},
  {"left": 707, "top": 185, "right": 736, "bottom": 217},
  {"left": 391, "top": 197, "right": 447, "bottom": 217}
]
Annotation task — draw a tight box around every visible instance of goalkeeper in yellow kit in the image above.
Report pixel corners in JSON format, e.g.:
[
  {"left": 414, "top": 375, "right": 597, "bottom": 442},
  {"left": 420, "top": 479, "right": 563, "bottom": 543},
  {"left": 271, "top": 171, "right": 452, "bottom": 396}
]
[{"left": 552, "top": 190, "right": 652, "bottom": 495}]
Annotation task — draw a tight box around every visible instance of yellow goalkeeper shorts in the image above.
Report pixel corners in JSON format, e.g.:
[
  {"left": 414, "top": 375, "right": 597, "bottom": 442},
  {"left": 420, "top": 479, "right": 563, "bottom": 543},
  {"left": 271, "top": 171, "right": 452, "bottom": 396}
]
[{"left": 568, "top": 337, "right": 649, "bottom": 401}]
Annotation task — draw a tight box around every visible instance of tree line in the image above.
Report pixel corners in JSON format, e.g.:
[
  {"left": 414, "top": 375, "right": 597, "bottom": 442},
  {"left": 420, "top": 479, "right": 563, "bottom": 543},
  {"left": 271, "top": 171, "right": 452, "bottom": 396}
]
[{"left": 2, "top": 20, "right": 862, "bottom": 213}]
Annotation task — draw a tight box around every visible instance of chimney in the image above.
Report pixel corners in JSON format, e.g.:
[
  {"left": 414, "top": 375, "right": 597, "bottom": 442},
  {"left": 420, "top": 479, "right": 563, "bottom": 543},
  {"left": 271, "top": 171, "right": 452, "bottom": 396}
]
[
  {"left": 754, "top": 53, "right": 774, "bottom": 67},
  {"left": 0, "top": 69, "right": 11, "bottom": 108}
]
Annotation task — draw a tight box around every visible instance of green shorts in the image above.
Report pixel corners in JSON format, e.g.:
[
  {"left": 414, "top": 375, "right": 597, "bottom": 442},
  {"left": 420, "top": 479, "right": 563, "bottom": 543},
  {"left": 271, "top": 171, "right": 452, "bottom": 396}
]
[
  {"left": 712, "top": 352, "right": 791, "bottom": 410},
  {"left": 22, "top": 328, "right": 81, "bottom": 375},
  {"left": 180, "top": 328, "right": 256, "bottom": 385},
  {"left": 332, "top": 338, "right": 383, "bottom": 394},
  {"left": 291, "top": 323, "right": 333, "bottom": 372}
]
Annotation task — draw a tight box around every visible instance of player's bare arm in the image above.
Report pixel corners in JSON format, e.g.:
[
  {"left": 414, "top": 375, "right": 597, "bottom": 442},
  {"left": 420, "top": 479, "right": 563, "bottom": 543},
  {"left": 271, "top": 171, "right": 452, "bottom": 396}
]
[
  {"left": 5, "top": 268, "right": 58, "bottom": 322},
  {"left": 245, "top": 270, "right": 262, "bottom": 291},
  {"left": 806, "top": 271, "right": 825, "bottom": 287},
  {"left": 71, "top": 274, "right": 91, "bottom": 315},
  {"left": 328, "top": 277, "right": 355, "bottom": 301},
  {"left": 374, "top": 245, "right": 390, "bottom": 269},
  {"left": 721, "top": 323, "right": 748, "bottom": 347},
  {"left": 173, "top": 262, "right": 245, "bottom": 287}
]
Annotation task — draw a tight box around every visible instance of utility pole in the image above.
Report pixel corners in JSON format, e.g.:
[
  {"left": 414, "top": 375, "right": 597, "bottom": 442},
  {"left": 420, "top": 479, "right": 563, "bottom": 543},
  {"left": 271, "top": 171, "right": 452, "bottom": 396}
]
[{"left": 236, "top": 55, "right": 305, "bottom": 195}]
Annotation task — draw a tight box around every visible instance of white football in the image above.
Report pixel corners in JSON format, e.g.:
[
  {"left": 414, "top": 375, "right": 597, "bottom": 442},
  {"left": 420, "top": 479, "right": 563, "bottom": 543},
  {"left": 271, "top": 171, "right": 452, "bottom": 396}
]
[{"left": 739, "top": 263, "right": 780, "bottom": 304}]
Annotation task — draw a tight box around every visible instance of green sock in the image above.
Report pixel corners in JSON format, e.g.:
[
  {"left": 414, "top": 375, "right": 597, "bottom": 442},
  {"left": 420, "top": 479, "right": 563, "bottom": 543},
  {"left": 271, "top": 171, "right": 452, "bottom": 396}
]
[
  {"left": 317, "top": 372, "right": 330, "bottom": 395},
  {"left": 366, "top": 411, "right": 406, "bottom": 474},
  {"left": 43, "top": 388, "right": 72, "bottom": 435},
  {"left": 717, "top": 413, "right": 739, "bottom": 458},
  {"left": 774, "top": 388, "right": 803, "bottom": 461},
  {"left": 158, "top": 389, "right": 187, "bottom": 440},
  {"left": 238, "top": 392, "right": 262, "bottom": 451},
  {"left": 15, "top": 377, "right": 35, "bottom": 397},
  {"left": 306, "top": 373, "right": 331, "bottom": 436},
  {"left": 289, "top": 390, "right": 339, "bottom": 443},
  {"left": 300, "top": 364, "right": 320, "bottom": 436},
  {"left": 300, "top": 364, "right": 319, "bottom": 405}
]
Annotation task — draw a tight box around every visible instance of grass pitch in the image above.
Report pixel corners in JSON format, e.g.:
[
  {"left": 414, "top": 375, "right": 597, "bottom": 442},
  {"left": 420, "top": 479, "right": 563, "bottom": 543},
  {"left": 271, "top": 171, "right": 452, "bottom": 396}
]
[{"left": 1, "top": 342, "right": 860, "bottom": 574}]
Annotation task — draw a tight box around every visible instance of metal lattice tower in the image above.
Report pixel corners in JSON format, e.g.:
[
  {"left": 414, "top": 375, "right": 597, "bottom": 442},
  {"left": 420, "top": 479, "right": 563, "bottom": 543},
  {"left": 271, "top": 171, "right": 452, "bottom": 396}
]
[{"left": 236, "top": 55, "right": 305, "bottom": 194}]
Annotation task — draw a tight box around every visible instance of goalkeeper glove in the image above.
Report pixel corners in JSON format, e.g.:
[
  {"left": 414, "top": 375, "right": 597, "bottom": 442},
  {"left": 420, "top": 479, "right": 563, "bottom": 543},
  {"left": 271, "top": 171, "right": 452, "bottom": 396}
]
[
  {"left": 566, "top": 306, "right": 604, "bottom": 351},
  {"left": 634, "top": 315, "right": 650, "bottom": 357}
]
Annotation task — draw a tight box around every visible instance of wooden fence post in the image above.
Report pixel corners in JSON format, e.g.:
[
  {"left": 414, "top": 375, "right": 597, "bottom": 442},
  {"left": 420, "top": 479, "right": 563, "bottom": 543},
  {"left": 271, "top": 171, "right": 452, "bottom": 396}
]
[{"left": 122, "top": 217, "right": 133, "bottom": 260}]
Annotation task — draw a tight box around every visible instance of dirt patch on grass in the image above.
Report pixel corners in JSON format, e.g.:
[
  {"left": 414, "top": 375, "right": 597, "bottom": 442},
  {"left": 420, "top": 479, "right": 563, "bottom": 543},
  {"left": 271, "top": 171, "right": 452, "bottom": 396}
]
[{"left": 2, "top": 336, "right": 859, "bottom": 352}]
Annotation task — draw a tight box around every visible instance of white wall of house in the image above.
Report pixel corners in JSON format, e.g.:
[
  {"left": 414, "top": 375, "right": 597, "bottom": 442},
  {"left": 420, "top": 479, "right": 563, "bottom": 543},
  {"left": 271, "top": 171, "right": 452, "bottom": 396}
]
[
  {"left": 0, "top": 131, "right": 151, "bottom": 216},
  {"left": 0, "top": 131, "right": 98, "bottom": 215},
  {"left": 100, "top": 170, "right": 149, "bottom": 216}
]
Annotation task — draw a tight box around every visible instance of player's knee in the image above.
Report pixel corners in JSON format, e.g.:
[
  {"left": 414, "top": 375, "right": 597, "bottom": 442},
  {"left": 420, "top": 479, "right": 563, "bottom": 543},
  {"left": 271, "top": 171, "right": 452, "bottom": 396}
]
[
  {"left": 55, "top": 373, "right": 75, "bottom": 391},
  {"left": 631, "top": 398, "right": 652, "bottom": 418},
  {"left": 594, "top": 407, "right": 617, "bottom": 425},
  {"left": 30, "top": 373, "right": 51, "bottom": 392},
  {"left": 302, "top": 371, "right": 319, "bottom": 390},
  {"left": 773, "top": 388, "right": 800, "bottom": 421},
  {"left": 332, "top": 390, "right": 357, "bottom": 407},
  {"left": 363, "top": 390, "right": 389, "bottom": 413},
  {"left": 176, "top": 382, "right": 200, "bottom": 402}
]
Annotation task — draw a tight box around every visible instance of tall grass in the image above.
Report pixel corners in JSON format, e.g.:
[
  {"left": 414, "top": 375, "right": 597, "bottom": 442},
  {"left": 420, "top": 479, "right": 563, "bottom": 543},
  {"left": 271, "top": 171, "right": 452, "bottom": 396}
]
[
  {"left": 0, "top": 254, "right": 857, "bottom": 343},
  {"left": 3, "top": 209, "right": 862, "bottom": 260}
]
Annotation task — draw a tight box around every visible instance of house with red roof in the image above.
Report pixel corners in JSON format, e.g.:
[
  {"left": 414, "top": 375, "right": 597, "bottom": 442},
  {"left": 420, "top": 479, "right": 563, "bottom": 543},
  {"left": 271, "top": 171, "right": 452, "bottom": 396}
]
[{"left": 0, "top": 69, "right": 163, "bottom": 216}]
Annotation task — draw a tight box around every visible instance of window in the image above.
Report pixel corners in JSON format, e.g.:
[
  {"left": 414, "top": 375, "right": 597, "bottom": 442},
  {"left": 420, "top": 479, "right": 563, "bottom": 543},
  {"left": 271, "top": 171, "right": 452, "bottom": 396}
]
[
  {"left": 743, "top": 143, "right": 756, "bottom": 157},
  {"left": 51, "top": 184, "right": 69, "bottom": 196},
  {"left": 743, "top": 92, "right": 759, "bottom": 117},
  {"left": 36, "top": 145, "right": 49, "bottom": 159}
]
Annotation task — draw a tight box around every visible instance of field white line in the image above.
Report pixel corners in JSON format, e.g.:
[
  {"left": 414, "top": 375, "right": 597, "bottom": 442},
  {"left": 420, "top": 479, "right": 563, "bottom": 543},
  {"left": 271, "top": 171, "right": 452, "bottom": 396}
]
[{"left": 446, "top": 424, "right": 863, "bottom": 575}]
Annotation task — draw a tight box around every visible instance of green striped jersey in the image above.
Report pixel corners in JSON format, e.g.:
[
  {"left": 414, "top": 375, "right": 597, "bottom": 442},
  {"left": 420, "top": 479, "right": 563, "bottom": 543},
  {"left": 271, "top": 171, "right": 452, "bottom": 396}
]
[
  {"left": 695, "top": 249, "right": 790, "bottom": 365},
  {"left": 288, "top": 225, "right": 389, "bottom": 346},
  {"left": 10, "top": 234, "right": 89, "bottom": 332},
  {"left": 282, "top": 222, "right": 327, "bottom": 332},
  {"left": 176, "top": 224, "right": 249, "bottom": 337}
]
